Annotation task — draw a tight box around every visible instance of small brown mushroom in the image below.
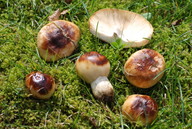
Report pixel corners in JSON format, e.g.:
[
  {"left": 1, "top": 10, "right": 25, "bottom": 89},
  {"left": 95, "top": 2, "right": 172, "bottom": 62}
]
[
  {"left": 37, "top": 20, "right": 80, "bottom": 61},
  {"left": 25, "top": 71, "right": 56, "bottom": 99},
  {"left": 124, "top": 49, "right": 165, "bottom": 88},
  {"left": 89, "top": 8, "right": 153, "bottom": 48},
  {"left": 75, "top": 51, "right": 114, "bottom": 103},
  {"left": 122, "top": 94, "right": 158, "bottom": 125}
]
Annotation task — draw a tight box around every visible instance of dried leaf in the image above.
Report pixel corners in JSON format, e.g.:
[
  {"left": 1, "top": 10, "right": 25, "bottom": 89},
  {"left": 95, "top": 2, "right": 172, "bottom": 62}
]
[
  {"left": 48, "top": 9, "right": 61, "bottom": 21},
  {"left": 171, "top": 19, "right": 183, "bottom": 26},
  {"left": 61, "top": 9, "right": 70, "bottom": 15}
]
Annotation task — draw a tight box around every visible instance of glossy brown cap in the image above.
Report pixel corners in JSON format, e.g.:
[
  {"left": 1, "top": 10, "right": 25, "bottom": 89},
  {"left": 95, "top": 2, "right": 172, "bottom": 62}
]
[
  {"left": 75, "top": 51, "right": 110, "bottom": 83},
  {"left": 37, "top": 20, "right": 80, "bottom": 62},
  {"left": 122, "top": 94, "right": 158, "bottom": 125},
  {"left": 89, "top": 8, "right": 153, "bottom": 48},
  {"left": 124, "top": 49, "right": 165, "bottom": 88},
  {"left": 25, "top": 71, "right": 56, "bottom": 99}
]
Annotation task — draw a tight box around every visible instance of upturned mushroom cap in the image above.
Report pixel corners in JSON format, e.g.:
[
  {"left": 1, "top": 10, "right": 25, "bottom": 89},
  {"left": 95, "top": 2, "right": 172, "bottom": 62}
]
[
  {"left": 124, "top": 49, "right": 165, "bottom": 88},
  {"left": 75, "top": 51, "right": 110, "bottom": 83},
  {"left": 89, "top": 8, "right": 153, "bottom": 48},
  {"left": 37, "top": 20, "right": 80, "bottom": 61},
  {"left": 122, "top": 94, "right": 158, "bottom": 125},
  {"left": 25, "top": 71, "right": 56, "bottom": 99}
]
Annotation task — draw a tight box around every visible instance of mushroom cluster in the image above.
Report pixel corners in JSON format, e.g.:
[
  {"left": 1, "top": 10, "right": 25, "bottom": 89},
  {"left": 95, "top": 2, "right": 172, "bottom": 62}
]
[
  {"left": 25, "top": 9, "right": 81, "bottom": 99},
  {"left": 88, "top": 8, "right": 165, "bottom": 126},
  {"left": 120, "top": 49, "right": 164, "bottom": 125},
  {"left": 24, "top": 7, "right": 166, "bottom": 127},
  {"left": 75, "top": 51, "right": 114, "bottom": 103}
]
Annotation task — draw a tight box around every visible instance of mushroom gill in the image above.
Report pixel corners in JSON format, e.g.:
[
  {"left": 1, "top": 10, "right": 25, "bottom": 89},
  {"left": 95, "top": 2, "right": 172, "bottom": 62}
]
[{"left": 89, "top": 8, "right": 153, "bottom": 48}]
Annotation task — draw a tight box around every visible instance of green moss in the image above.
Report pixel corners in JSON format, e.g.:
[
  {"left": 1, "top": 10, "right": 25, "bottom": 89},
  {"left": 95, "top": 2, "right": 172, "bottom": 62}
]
[{"left": 0, "top": 0, "right": 192, "bottom": 128}]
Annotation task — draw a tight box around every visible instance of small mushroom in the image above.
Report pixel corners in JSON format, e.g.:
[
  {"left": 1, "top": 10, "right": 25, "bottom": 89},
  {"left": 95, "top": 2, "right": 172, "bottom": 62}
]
[
  {"left": 75, "top": 51, "right": 114, "bottom": 103},
  {"left": 25, "top": 71, "right": 56, "bottom": 99},
  {"left": 89, "top": 8, "right": 153, "bottom": 48},
  {"left": 37, "top": 20, "right": 80, "bottom": 61},
  {"left": 124, "top": 49, "right": 165, "bottom": 88},
  {"left": 122, "top": 94, "right": 158, "bottom": 125}
]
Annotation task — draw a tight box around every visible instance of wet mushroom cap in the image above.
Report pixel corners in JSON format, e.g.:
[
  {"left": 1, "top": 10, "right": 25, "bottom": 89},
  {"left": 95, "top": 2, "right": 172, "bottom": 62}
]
[
  {"left": 89, "top": 8, "right": 153, "bottom": 48},
  {"left": 37, "top": 20, "right": 80, "bottom": 61},
  {"left": 75, "top": 51, "right": 110, "bottom": 83},
  {"left": 124, "top": 49, "right": 165, "bottom": 88},
  {"left": 25, "top": 71, "right": 56, "bottom": 99},
  {"left": 122, "top": 94, "right": 158, "bottom": 125}
]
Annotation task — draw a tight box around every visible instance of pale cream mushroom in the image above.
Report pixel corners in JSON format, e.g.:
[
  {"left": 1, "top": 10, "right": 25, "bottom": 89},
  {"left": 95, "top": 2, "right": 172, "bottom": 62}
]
[
  {"left": 122, "top": 94, "right": 158, "bottom": 125},
  {"left": 75, "top": 51, "right": 114, "bottom": 103},
  {"left": 37, "top": 20, "right": 80, "bottom": 62},
  {"left": 89, "top": 8, "right": 153, "bottom": 48},
  {"left": 124, "top": 49, "right": 165, "bottom": 88},
  {"left": 25, "top": 71, "right": 56, "bottom": 99}
]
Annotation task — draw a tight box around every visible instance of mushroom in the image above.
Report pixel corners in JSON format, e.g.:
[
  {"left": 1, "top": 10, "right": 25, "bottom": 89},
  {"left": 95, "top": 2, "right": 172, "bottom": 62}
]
[
  {"left": 122, "top": 94, "right": 158, "bottom": 125},
  {"left": 25, "top": 71, "right": 56, "bottom": 99},
  {"left": 37, "top": 20, "right": 80, "bottom": 61},
  {"left": 124, "top": 49, "right": 165, "bottom": 88},
  {"left": 89, "top": 8, "right": 153, "bottom": 48},
  {"left": 75, "top": 51, "right": 114, "bottom": 103}
]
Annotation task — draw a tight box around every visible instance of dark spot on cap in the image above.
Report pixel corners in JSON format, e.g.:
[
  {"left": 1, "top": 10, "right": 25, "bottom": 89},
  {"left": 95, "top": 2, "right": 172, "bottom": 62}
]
[
  {"left": 41, "top": 20, "right": 76, "bottom": 54},
  {"left": 124, "top": 49, "right": 162, "bottom": 81},
  {"left": 28, "top": 72, "right": 54, "bottom": 95},
  {"left": 130, "top": 95, "right": 158, "bottom": 120},
  {"left": 133, "top": 49, "right": 159, "bottom": 72},
  {"left": 78, "top": 51, "right": 109, "bottom": 65},
  {"left": 45, "top": 29, "right": 71, "bottom": 54}
]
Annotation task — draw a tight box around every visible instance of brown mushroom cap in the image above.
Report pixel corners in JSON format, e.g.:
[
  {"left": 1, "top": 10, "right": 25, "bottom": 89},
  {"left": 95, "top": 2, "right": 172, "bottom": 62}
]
[
  {"left": 75, "top": 51, "right": 110, "bottom": 83},
  {"left": 89, "top": 8, "right": 153, "bottom": 48},
  {"left": 122, "top": 94, "right": 158, "bottom": 125},
  {"left": 25, "top": 71, "right": 56, "bottom": 99},
  {"left": 124, "top": 49, "right": 165, "bottom": 88},
  {"left": 37, "top": 20, "right": 80, "bottom": 61}
]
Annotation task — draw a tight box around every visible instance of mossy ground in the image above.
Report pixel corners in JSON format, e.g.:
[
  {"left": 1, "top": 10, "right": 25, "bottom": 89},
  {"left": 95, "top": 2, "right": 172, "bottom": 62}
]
[{"left": 0, "top": 0, "right": 192, "bottom": 128}]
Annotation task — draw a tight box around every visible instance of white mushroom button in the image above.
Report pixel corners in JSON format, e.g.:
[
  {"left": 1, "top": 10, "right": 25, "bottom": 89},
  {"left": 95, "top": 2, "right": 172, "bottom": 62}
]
[
  {"left": 122, "top": 94, "right": 158, "bottom": 125},
  {"left": 37, "top": 20, "right": 80, "bottom": 62},
  {"left": 124, "top": 49, "right": 166, "bottom": 88},
  {"left": 75, "top": 51, "right": 114, "bottom": 103},
  {"left": 89, "top": 8, "right": 153, "bottom": 48},
  {"left": 25, "top": 71, "right": 56, "bottom": 99}
]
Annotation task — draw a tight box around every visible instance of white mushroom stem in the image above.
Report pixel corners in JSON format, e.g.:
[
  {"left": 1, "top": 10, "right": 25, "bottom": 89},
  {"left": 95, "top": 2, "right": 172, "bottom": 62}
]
[{"left": 91, "top": 76, "right": 114, "bottom": 102}]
